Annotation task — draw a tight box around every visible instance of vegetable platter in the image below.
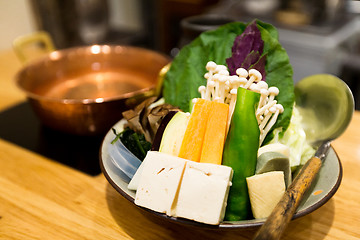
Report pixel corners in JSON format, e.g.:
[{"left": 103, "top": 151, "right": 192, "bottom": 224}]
[
  {"left": 100, "top": 119, "right": 342, "bottom": 229},
  {"left": 100, "top": 19, "right": 343, "bottom": 228}
]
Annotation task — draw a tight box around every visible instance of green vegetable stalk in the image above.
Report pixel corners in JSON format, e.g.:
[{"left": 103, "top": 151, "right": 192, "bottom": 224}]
[{"left": 222, "top": 87, "right": 260, "bottom": 221}]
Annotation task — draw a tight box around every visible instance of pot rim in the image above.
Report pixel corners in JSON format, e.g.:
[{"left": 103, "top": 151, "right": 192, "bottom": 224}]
[{"left": 15, "top": 44, "right": 170, "bottom": 105}]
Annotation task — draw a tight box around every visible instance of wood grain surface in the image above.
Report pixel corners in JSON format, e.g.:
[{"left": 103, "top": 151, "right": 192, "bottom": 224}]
[{"left": 1, "top": 49, "right": 360, "bottom": 240}]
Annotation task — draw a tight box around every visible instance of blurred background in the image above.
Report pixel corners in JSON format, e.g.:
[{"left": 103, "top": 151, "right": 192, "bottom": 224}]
[
  {"left": 1, "top": 0, "right": 360, "bottom": 107},
  {"left": 0, "top": 0, "right": 359, "bottom": 175}
]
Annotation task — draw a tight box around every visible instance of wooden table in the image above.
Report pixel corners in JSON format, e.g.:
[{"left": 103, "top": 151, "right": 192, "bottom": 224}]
[{"left": 1, "top": 49, "right": 359, "bottom": 240}]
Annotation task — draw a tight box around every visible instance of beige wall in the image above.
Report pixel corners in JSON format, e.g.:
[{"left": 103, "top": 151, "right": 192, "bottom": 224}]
[
  {"left": 108, "top": 0, "right": 141, "bottom": 31},
  {"left": 0, "top": 0, "right": 141, "bottom": 51},
  {"left": 0, "top": 0, "right": 37, "bottom": 51}
]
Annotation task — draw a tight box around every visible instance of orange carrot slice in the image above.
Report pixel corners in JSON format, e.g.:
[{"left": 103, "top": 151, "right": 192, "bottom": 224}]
[
  {"left": 178, "top": 99, "right": 211, "bottom": 162},
  {"left": 200, "top": 101, "right": 229, "bottom": 165}
]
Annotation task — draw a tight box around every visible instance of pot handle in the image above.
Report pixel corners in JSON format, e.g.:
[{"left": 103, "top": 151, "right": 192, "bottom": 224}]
[
  {"left": 13, "top": 31, "right": 55, "bottom": 64},
  {"left": 154, "top": 63, "right": 171, "bottom": 97}
]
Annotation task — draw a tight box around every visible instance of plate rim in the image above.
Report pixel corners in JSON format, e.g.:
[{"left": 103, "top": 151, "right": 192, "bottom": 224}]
[{"left": 99, "top": 122, "right": 343, "bottom": 229}]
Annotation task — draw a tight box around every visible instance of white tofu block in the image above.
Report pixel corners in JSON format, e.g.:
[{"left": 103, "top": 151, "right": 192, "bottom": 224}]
[
  {"left": 134, "top": 151, "right": 186, "bottom": 215},
  {"left": 246, "top": 171, "right": 285, "bottom": 219},
  {"left": 128, "top": 158, "right": 146, "bottom": 191},
  {"left": 174, "top": 161, "right": 233, "bottom": 225}
]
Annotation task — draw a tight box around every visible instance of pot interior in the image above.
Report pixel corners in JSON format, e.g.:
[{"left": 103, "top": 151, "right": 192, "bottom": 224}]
[{"left": 16, "top": 45, "right": 170, "bottom": 102}]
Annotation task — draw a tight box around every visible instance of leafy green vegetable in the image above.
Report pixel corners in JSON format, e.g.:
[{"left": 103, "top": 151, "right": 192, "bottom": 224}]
[
  {"left": 257, "top": 23, "right": 294, "bottom": 144},
  {"left": 163, "top": 20, "right": 294, "bottom": 141},
  {"left": 268, "top": 106, "right": 316, "bottom": 170},
  {"left": 163, "top": 22, "right": 246, "bottom": 112},
  {"left": 112, "top": 127, "right": 151, "bottom": 161}
]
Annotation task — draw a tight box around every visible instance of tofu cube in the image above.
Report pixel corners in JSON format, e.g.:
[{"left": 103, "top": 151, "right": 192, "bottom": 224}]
[
  {"left": 134, "top": 151, "right": 186, "bottom": 215},
  {"left": 174, "top": 161, "right": 233, "bottom": 225},
  {"left": 128, "top": 159, "right": 146, "bottom": 191}
]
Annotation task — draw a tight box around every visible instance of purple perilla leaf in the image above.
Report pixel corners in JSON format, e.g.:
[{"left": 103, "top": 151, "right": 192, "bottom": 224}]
[{"left": 226, "top": 21, "right": 266, "bottom": 80}]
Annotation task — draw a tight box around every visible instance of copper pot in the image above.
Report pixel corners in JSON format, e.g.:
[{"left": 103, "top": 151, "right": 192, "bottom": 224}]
[{"left": 15, "top": 43, "right": 170, "bottom": 136}]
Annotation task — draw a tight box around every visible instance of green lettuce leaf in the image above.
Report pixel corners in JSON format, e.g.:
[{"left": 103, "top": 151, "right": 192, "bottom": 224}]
[
  {"left": 269, "top": 106, "right": 316, "bottom": 170},
  {"left": 163, "top": 20, "right": 294, "bottom": 139},
  {"left": 256, "top": 23, "right": 295, "bottom": 144},
  {"left": 163, "top": 22, "right": 246, "bottom": 112}
]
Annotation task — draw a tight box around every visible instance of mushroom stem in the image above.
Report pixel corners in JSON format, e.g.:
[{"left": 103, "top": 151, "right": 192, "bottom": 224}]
[
  {"left": 258, "top": 88, "right": 269, "bottom": 110},
  {"left": 244, "top": 69, "right": 262, "bottom": 89},
  {"left": 198, "top": 85, "right": 206, "bottom": 99},
  {"left": 224, "top": 80, "right": 231, "bottom": 104},
  {"left": 218, "top": 75, "right": 227, "bottom": 103},
  {"left": 206, "top": 80, "right": 215, "bottom": 100},
  {"left": 259, "top": 107, "right": 276, "bottom": 131},
  {"left": 249, "top": 83, "right": 261, "bottom": 93},
  {"left": 259, "top": 104, "right": 283, "bottom": 145},
  {"left": 206, "top": 61, "right": 217, "bottom": 80},
  {"left": 227, "top": 88, "right": 238, "bottom": 132},
  {"left": 201, "top": 61, "right": 285, "bottom": 144},
  {"left": 267, "top": 87, "right": 280, "bottom": 102},
  {"left": 238, "top": 77, "right": 248, "bottom": 88},
  {"left": 213, "top": 73, "right": 220, "bottom": 99},
  {"left": 257, "top": 100, "right": 277, "bottom": 116}
]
